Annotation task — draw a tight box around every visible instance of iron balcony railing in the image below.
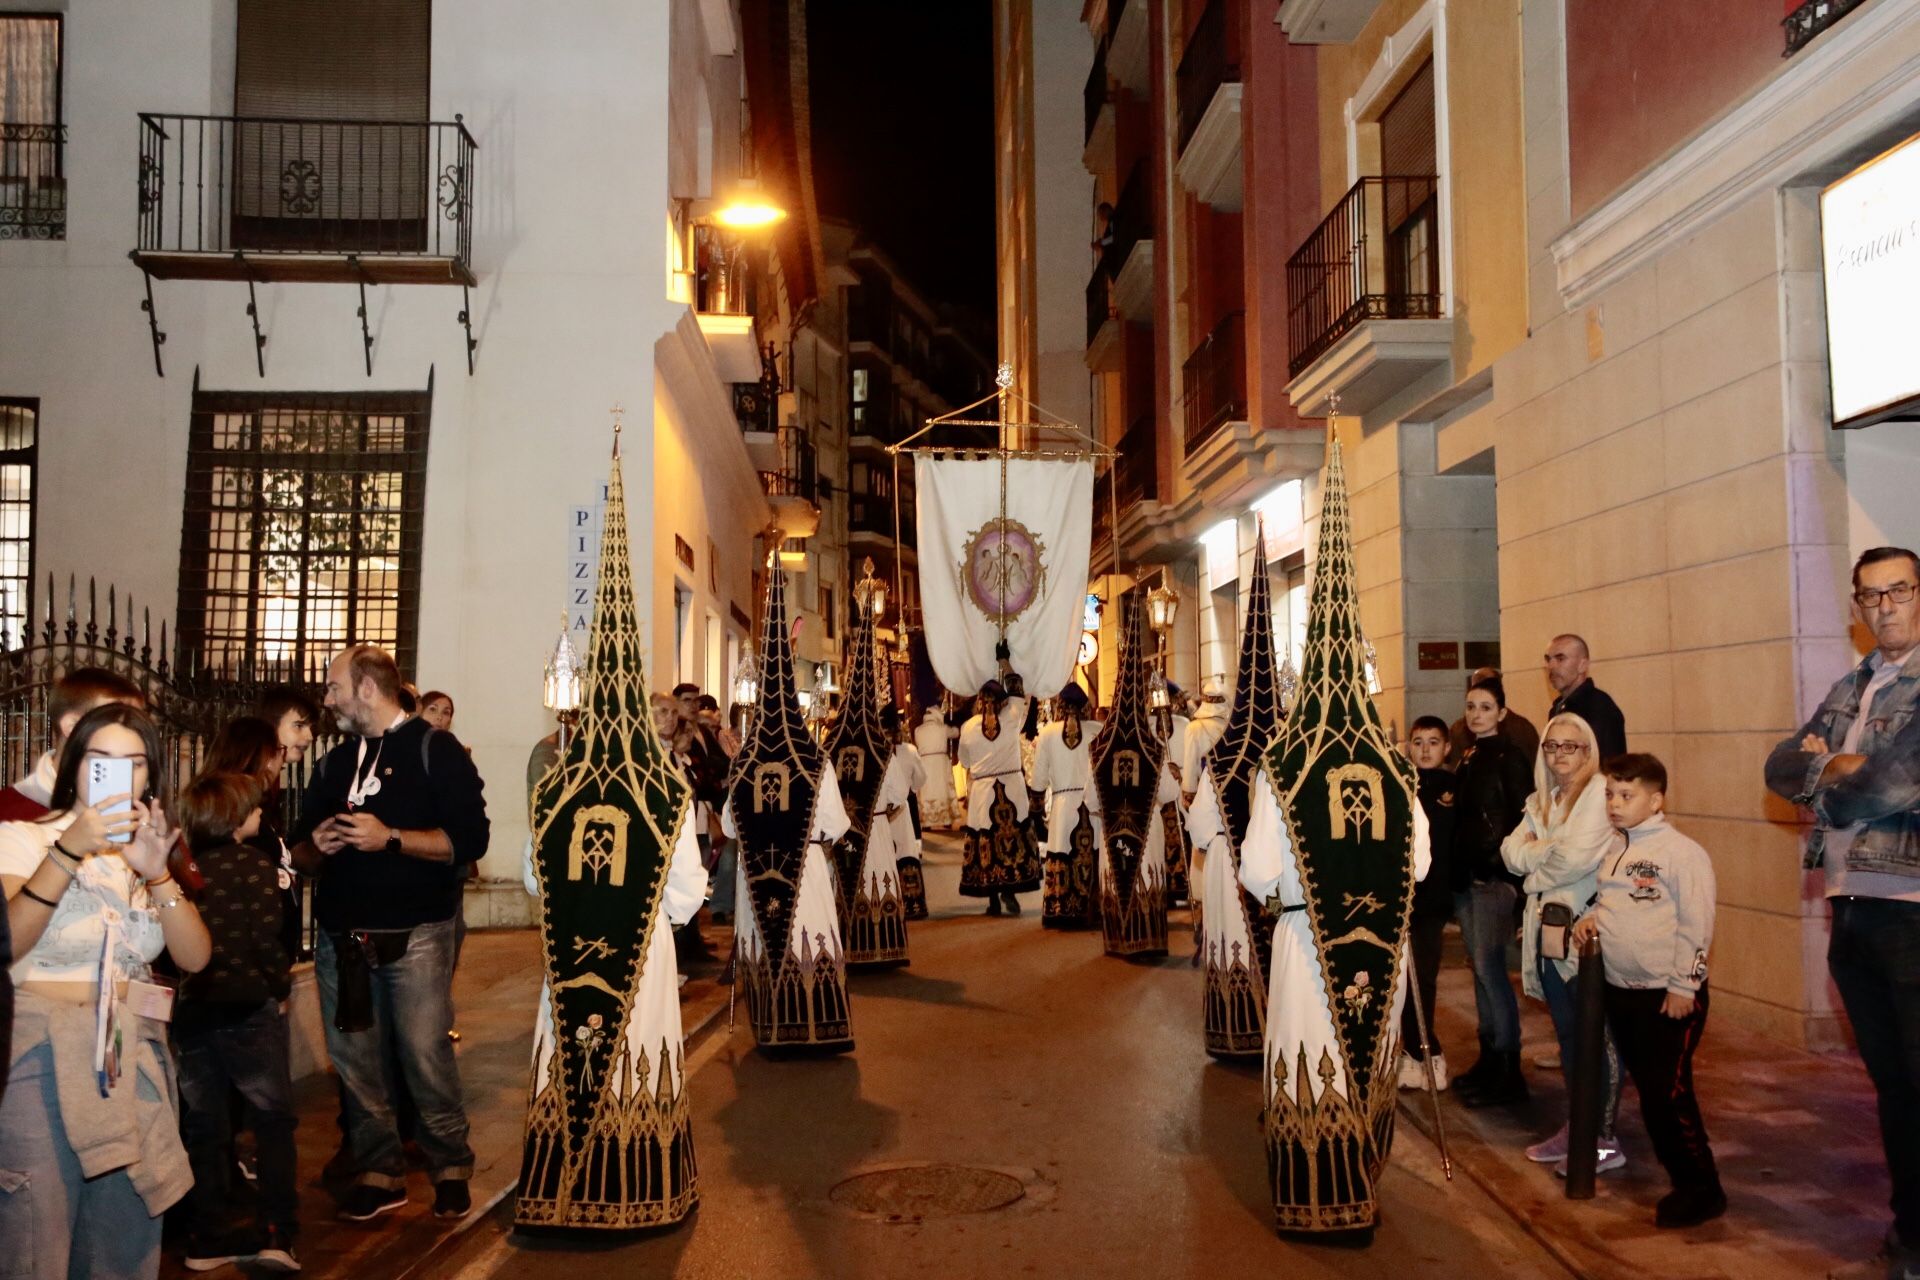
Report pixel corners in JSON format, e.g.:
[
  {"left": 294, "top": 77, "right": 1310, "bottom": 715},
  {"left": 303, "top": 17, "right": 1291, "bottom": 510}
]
[
  {"left": 135, "top": 113, "right": 475, "bottom": 279},
  {"left": 1285, "top": 175, "right": 1441, "bottom": 377},
  {"left": 1087, "top": 263, "right": 1114, "bottom": 346},
  {"left": 1183, "top": 310, "right": 1246, "bottom": 454},
  {"left": 0, "top": 123, "right": 65, "bottom": 240},
  {"left": 1100, "top": 160, "right": 1152, "bottom": 279},
  {"left": 1116, "top": 412, "right": 1157, "bottom": 505},
  {"left": 1176, "top": 0, "right": 1240, "bottom": 154},
  {"left": 1784, "top": 0, "right": 1867, "bottom": 54},
  {"left": 1084, "top": 34, "right": 1111, "bottom": 144}
]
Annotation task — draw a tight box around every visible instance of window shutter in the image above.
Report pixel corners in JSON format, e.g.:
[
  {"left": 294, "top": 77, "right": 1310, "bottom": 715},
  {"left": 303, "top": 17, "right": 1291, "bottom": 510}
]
[
  {"left": 1379, "top": 59, "right": 1436, "bottom": 179},
  {"left": 232, "top": 0, "right": 431, "bottom": 243}
]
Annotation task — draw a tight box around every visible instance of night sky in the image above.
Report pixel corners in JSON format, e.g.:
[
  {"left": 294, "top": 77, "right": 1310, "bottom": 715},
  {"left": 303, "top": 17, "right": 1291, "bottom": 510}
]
[{"left": 806, "top": 1, "right": 996, "bottom": 319}]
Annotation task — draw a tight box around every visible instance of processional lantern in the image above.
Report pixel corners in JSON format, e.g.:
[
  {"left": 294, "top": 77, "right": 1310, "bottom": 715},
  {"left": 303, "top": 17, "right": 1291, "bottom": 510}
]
[
  {"left": 543, "top": 617, "right": 584, "bottom": 715},
  {"left": 731, "top": 650, "right": 761, "bottom": 709},
  {"left": 852, "top": 557, "right": 887, "bottom": 621},
  {"left": 1146, "top": 582, "right": 1180, "bottom": 637}
]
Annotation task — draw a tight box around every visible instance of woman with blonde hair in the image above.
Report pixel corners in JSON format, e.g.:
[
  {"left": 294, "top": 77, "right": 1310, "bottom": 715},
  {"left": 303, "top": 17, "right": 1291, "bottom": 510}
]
[{"left": 1501, "top": 710, "right": 1626, "bottom": 1177}]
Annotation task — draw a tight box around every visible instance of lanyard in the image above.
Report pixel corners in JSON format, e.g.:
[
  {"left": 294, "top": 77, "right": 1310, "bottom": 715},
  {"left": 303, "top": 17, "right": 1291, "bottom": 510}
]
[{"left": 347, "top": 711, "right": 411, "bottom": 809}]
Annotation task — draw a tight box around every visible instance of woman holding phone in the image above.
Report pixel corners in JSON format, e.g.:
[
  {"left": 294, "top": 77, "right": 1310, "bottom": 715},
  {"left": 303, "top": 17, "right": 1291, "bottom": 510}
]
[{"left": 0, "top": 702, "right": 209, "bottom": 1278}]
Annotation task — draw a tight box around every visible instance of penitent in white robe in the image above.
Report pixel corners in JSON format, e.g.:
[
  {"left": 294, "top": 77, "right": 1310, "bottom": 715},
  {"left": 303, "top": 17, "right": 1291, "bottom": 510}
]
[
  {"left": 1186, "top": 764, "right": 1265, "bottom": 1057},
  {"left": 912, "top": 716, "right": 959, "bottom": 828},
  {"left": 726, "top": 765, "right": 853, "bottom": 979},
  {"left": 1239, "top": 769, "right": 1431, "bottom": 1225},
  {"left": 522, "top": 817, "right": 710, "bottom": 1170}
]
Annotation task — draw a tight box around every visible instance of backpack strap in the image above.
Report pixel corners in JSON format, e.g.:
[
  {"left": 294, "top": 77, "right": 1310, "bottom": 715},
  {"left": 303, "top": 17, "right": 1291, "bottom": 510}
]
[{"left": 420, "top": 725, "right": 442, "bottom": 777}]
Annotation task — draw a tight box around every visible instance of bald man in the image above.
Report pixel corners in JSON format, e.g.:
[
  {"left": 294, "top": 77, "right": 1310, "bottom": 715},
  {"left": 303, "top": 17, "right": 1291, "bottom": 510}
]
[{"left": 1545, "top": 634, "right": 1626, "bottom": 760}]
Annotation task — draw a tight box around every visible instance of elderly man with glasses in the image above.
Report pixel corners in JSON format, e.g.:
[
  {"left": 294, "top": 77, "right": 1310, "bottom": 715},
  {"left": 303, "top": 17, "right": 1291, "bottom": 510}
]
[{"left": 1767, "top": 545, "right": 1920, "bottom": 1280}]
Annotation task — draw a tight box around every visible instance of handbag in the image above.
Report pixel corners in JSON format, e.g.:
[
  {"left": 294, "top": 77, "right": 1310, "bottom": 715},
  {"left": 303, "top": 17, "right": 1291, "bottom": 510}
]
[
  {"left": 329, "top": 928, "right": 415, "bottom": 1033},
  {"left": 1538, "top": 901, "right": 1573, "bottom": 962}
]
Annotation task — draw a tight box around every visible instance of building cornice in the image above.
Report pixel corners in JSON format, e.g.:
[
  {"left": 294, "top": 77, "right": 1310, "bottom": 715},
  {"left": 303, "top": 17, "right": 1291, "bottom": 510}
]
[{"left": 1551, "top": 0, "right": 1920, "bottom": 308}]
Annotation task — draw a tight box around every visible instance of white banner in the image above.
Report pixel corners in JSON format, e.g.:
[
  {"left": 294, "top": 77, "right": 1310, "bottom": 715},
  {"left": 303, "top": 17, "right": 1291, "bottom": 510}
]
[{"left": 914, "top": 455, "right": 1093, "bottom": 698}]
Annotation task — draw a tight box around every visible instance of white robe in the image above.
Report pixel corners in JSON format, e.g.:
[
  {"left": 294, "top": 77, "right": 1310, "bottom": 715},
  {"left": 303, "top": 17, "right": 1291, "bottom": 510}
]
[
  {"left": 725, "top": 765, "right": 853, "bottom": 970},
  {"left": 1239, "top": 770, "right": 1431, "bottom": 1116},
  {"left": 1028, "top": 719, "right": 1103, "bottom": 852},
  {"left": 1188, "top": 764, "right": 1256, "bottom": 973},
  {"left": 957, "top": 701, "right": 1031, "bottom": 828},
  {"left": 524, "top": 814, "right": 710, "bottom": 1117},
  {"left": 860, "top": 749, "right": 912, "bottom": 894},
  {"left": 912, "top": 716, "right": 958, "bottom": 820},
  {"left": 888, "top": 742, "right": 926, "bottom": 861},
  {"left": 1181, "top": 704, "right": 1230, "bottom": 788}
]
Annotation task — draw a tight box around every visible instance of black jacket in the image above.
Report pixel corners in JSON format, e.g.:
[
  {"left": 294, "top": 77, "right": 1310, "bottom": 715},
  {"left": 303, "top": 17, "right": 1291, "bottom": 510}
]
[
  {"left": 1453, "top": 734, "right": 1533, "bottom": 890},
  {"left": 1551, "top": 679, "right": 1627, "bottom": 761},
  {"left": 294, "top": 717, "right": 491, "bottom": 931},
  {"left": 1414, "top": 765, "right": 1458, "bottom": 919}
]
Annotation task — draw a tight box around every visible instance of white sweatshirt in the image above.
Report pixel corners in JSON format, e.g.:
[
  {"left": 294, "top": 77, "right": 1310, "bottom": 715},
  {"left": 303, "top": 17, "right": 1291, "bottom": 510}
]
[{"left": 1589, "top": 816, "right": 1716, "bottom": 996}]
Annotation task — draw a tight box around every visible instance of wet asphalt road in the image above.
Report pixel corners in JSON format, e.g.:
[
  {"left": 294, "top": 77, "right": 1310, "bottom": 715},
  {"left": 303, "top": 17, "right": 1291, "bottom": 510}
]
[{"left": 428, "top": 834, "right": 1572, "bottom": 1280}]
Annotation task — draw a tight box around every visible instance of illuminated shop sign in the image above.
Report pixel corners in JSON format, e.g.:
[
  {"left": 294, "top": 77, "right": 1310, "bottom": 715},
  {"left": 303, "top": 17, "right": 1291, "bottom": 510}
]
[{"left": 1822, "top": 132, "right": 1920, "bottom": 429}]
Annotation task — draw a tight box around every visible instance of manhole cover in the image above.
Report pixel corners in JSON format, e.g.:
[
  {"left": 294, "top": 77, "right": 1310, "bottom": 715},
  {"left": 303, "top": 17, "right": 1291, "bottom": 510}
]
[{"left": 829, "top": 1165, "right": 1027, "bottom": 1219}]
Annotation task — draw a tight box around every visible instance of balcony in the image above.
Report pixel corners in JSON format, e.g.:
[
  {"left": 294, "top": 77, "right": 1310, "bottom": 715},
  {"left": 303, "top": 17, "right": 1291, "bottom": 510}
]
[
  {"left": 1084, "top": 36, "right": 1111, "bottom": 147},
  {"left": 1103, "top": 162, "right": 1154, "bottom": 320},
  {"left": 1285, "top": 176, "right": 1452, "bottom": 420},
  {"left": 1107, "top": 0, "right": 1149, "bottom": 93},
  {"left": 1174, "top": 0, "right": 1243, "bottom": 210},
  {"left": 1182, "top": 311, "right": 1246, "bottom": 455},
  {"left": 1785, "top": 0, "right": 1869, "bottom": 54},
  {"left": 849, "top": 493, "right": 907, "bottom": 544},
  {"left": 1086, "top": 264, "right": 1121, "bottom": 371},
  {"left": 1275, "top": 0, "right": 1386, "bottom": 44},
  {"left": 132, "top": 114, "right": 475, "bottom": 286},
  {"left": 0, "top": 123, "right": 65, "bottom": 240},
  {"left": 695, "top": 225, "right": 766, "bottom": 382},
  {"left": 1115, "top": 413, "right": 1158, "bottom": 506}
]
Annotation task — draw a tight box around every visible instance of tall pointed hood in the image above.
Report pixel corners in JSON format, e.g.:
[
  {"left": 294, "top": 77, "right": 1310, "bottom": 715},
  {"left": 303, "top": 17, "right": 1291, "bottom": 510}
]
[
  {"left": 726, "top": 558, "right": 826, "bottom": 958},
  {"left": 525, "top": 429, "right": 691, "bottom": 1210},
  {"left": 1210, "top": 519, "right": 1284, "bottom": 854},
  {"left": 1264, "top": 434, "right": 1416, "bottom": 1131},
  {"left": 825, "top": 565, "right": 893, "bottom": 851},
  {"left": 1090, "top": 590, "right": 1167, "bottom": 909}
]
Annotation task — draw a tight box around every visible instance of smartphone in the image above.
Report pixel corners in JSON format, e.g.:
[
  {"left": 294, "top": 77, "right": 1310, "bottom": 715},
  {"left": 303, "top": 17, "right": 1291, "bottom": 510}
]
[{"left": 87, "top": 756, "right": 136, "bottom": 844}]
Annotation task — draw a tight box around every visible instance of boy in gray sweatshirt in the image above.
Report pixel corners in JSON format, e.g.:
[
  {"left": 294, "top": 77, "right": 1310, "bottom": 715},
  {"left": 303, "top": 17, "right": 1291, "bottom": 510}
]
[{"left": 1570, "top": 752, "right": 1724, "bottom": 1229}]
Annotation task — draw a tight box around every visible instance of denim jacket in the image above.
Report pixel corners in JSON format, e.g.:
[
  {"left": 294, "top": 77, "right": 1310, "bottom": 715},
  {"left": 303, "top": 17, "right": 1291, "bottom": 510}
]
[{"left": 1764, "top": 647, "right": 1920, "bottom": 875}]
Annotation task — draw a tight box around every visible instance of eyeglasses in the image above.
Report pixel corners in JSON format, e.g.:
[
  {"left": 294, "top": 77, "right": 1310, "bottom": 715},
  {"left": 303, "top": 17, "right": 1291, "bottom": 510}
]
[
  {"left": 1541, "top": 741, "right": 1588, "bottom": 757},
  {"left": 1854, "top": 582, "right": 1918, "bottom": 609}
]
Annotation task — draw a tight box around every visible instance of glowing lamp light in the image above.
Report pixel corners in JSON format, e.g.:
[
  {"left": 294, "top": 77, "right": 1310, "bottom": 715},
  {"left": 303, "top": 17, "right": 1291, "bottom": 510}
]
[
  {"left": 731, "top": 651, "right": 761, "bottom": 707},
  {"left": 713, "top": 178, "right": 788, "bottom": 230},
  {"left": 1148, "top": 669, "right": 1170, "bottom": 710},
  {"left": 543, "top": 622, "right": 584, "bottom": 714},
  {"left": 817, "top": 663, "right": 841, "bottom": 697},
  {"left": 1146, "top": 583, "right": 1180, "bottom": 635},
  {"left": 852, "top": 556, "right": 888, "bottom": 620}
]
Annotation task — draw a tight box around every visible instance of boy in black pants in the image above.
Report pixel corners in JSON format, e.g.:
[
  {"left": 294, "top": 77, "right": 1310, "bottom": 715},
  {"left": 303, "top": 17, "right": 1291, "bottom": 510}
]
[
  {"left": 176, "top": 772, "right": 301, "bottom": 1272},
  {"left": 1398, "top": 716, "right": 1457, "bottom": 1091},
  {"left": 1572, "top": 753, "right": 1724, "bottom": 1228}
]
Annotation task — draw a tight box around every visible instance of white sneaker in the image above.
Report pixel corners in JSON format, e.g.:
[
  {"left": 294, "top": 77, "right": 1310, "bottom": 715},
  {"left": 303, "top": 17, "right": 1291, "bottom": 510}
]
[
  {"left": 1554, "top": 1138, "right": 1627, "bottom": 1177},
  {"left": 1397, "top": 1053, "right": 1450, "bottom": 1091},
  {"left": 1526, "top": 1123, "right": 1570, "bottom": 1164}
]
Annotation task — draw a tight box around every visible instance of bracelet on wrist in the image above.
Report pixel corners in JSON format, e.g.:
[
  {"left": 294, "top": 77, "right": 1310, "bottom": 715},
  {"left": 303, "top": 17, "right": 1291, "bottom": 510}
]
[
  {"left": 20, "top": 883, "right": 62, "bottom": 908},
  {"left": 52, "top": 840, "right": 84, "bottom": 861},
  {"left": 44, "top": 849, "right": 78, "bottom": 880},
  {"left": 145, "top": 872, "right": 175, "bottom": 889}
]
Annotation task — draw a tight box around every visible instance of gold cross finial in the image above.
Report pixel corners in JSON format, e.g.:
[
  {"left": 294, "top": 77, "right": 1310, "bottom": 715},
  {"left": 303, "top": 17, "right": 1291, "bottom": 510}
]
[{"left": 610, "top": 403, "right": 625, "bottom": 456}]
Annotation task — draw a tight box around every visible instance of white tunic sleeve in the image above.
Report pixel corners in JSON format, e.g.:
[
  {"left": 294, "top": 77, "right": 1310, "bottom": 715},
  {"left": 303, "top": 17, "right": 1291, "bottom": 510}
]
[
  {"left": 902, "top": 744, "right": 927, "bottom": 791},
  {"left": 1239, "top": 769, "right": 1298, "bottom": 906},
  {"left": 1029, "top": 726, "right": 1059, "bottom": 794},
  {"left": 721, "top": 797, "right": 738, "bottom": 841},
  {"left": 661, "top": 810, "right": 710, "bottom": 925},
  {"left": 1186, "top": 767, "right": 1223, "bottom": 848},
  {"left": 813, "top": 765, "right": 852, "bottom": 843}
]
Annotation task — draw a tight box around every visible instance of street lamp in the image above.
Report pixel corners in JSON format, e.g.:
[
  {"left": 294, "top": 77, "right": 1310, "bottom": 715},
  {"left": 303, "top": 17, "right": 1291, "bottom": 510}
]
[
  {"left": 852, "top": 557, "right": 887, "bottom": 621},
  {"left": 712, "top": 177, "right": 788, "bottom": 230},
  {"left": 1146, "top": 582, "right": 1180, "bottom": 636},
  {"left": 543, "top": 618, "right": 584, "bottom": 752}
]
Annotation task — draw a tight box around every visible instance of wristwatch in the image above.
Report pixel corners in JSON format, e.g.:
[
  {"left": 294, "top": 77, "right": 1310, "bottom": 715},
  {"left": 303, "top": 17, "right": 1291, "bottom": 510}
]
[{"left": 384, "top": 829, "right": 403, "bottom": 855}]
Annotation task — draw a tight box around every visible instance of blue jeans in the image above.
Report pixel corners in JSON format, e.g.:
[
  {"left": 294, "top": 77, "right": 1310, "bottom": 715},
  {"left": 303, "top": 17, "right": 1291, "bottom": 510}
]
[
  {"left": 710, "top": 838, "right": 738, "bottom": 917},
  {"left": 1455, "top": 881, "right": 1522, "bottom": 1053},
  {"left": 0, "top": 1042, "right": 163, "bottom": 1279},
  {"left": 1539, "top": 956, "right": 1622, "bottom": 1139},
  {"left": 1829, "top": 895, "right": 1920, "bottom": 1242},
  {"left": 176, "top": 1001, "right": 299, "bottom": 1233},
  {"left": 315, "top": 919, "right": 474, "bottom": 1187}
]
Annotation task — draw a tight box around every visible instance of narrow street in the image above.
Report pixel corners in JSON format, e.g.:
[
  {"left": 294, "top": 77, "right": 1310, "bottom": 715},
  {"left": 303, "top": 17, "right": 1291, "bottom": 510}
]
[{"left": 429, "top": 835, "right": 1571, "bottom": 1280}]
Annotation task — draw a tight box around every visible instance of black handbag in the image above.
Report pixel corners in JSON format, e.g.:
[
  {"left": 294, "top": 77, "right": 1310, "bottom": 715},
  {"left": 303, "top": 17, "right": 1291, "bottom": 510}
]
[{"left": 329, "top": 928, "right": 415, "bottom": 1032}]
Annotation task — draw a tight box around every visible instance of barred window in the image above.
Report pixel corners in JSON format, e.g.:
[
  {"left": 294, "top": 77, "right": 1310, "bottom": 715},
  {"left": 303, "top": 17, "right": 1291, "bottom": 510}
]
[
  {"left": 176, "top": 387, "right": 429, "bottom": 676},
  {"left": 0, "top": 398, "right": 37, "bottom": 645}
]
